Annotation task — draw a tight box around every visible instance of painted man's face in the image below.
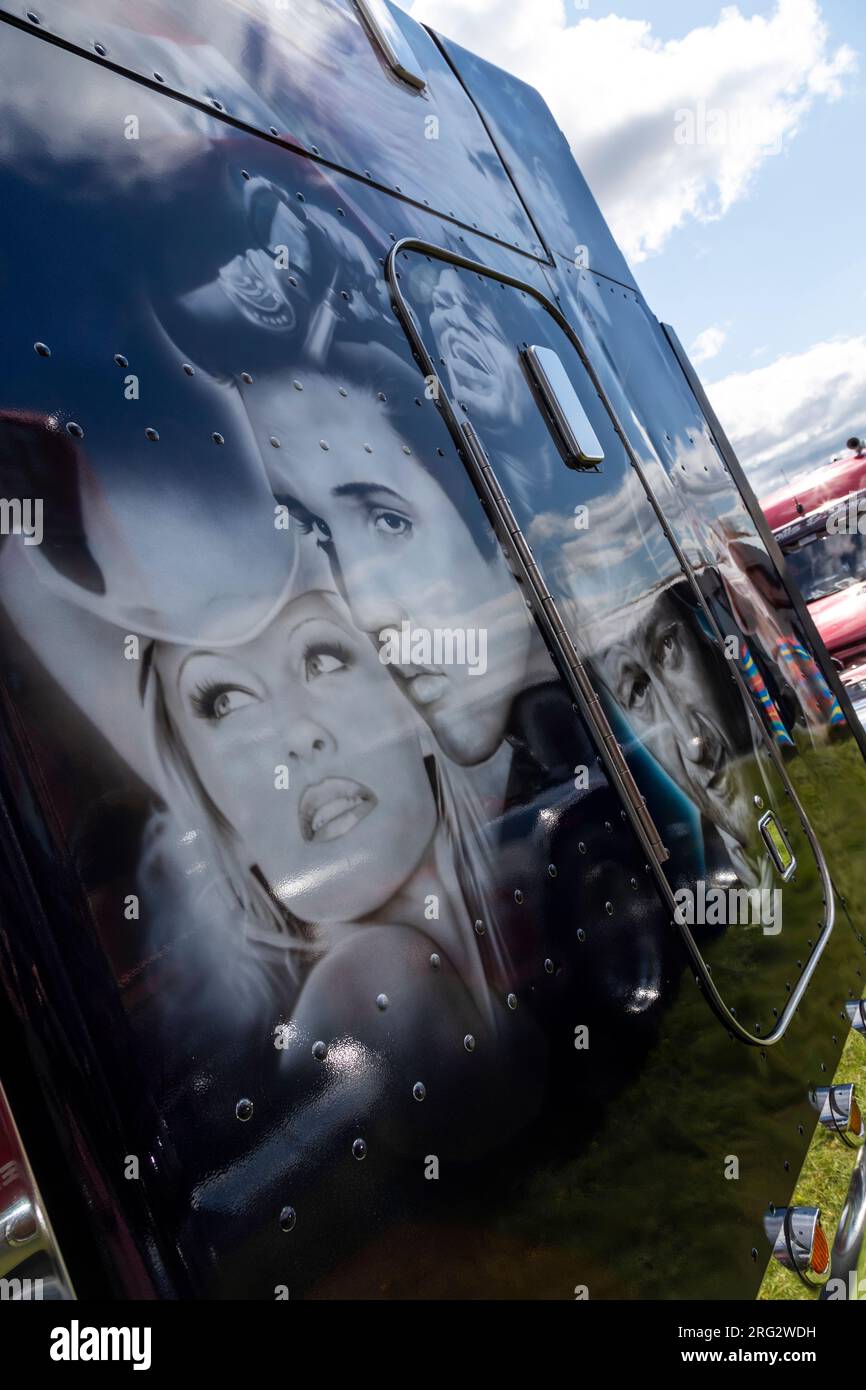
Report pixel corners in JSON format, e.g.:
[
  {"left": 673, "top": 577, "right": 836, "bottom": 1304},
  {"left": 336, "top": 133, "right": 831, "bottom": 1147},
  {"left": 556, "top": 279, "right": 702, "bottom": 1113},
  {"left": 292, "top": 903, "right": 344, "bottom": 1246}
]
[
  {"left": 595, "top": 589, "right": 754, "bottom": 846},
  {"left": 428, "top": 268, "right": 524, "bottom": 428},
  {"left": 271, "top": 436, "right": 533, "bottom": 767}
]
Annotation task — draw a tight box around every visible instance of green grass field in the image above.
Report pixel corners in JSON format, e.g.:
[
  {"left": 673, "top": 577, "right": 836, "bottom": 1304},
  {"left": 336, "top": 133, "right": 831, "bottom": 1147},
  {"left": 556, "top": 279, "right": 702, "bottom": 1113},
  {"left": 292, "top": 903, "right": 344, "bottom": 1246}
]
[{"left": 758, "top": 1025, "right": 866, "bottom": 1300}]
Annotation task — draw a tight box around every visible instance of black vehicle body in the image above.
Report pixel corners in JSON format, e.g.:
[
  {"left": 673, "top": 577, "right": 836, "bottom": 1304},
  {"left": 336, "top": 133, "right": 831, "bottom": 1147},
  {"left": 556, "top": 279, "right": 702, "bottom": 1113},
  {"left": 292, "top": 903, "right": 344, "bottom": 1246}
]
[{"left": 1, "top": 0, "right": 865, "bottom": 1302}]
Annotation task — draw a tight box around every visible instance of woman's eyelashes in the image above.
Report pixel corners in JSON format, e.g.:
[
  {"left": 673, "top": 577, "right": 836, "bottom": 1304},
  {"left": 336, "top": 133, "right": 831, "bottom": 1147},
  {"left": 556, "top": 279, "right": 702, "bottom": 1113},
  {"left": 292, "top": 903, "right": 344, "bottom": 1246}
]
[
  {"left": 303, "top": 640, "right": 352, "bottom": 681},
  {"left": 190, "top": 681, "right": 259, "bottom": 722}
]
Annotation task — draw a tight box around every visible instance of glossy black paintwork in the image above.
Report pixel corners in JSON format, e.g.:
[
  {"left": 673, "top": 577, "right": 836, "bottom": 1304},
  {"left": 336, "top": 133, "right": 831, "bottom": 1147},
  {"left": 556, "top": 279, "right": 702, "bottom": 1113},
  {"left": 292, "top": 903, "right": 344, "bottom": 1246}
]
[
  {"left": 0, "top": 0, "right": 541, "bottom": 254},
  {"left": 0, "top": 7, "right": 864, "bottom": 1302}
]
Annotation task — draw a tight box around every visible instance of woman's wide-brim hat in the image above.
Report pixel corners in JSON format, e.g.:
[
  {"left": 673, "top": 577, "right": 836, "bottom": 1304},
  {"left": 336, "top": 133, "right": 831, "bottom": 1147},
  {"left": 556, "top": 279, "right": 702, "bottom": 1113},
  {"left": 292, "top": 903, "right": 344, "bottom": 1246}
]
[{"left": 0, "top": 399, "right": 332, "bottom": 789}]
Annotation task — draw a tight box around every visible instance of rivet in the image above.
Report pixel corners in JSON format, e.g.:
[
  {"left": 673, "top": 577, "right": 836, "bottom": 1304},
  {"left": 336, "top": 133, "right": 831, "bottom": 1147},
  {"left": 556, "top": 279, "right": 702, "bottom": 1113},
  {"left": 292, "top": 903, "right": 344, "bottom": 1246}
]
[
  {"left": 293, "top": 379, "right": 304, "bottom": 391},
  {"left": 340, "top": 290, "right": 350, "bottom": 301},
  {"left": 544, "top": 958, "right": 554, "bottom": 974},
  {"left": 211, "top": 99, "right": 224, "bottom": 111},
  {"left": 630, "top": 877, "right": 638, "bottom": 890},
  {"left": 412, "top": 1081, "right": 426, "bottom": 1102},
  {"left": 212, "top": 432, "right": 225, "bottom": 445},
  {"left": 376, "top": 993, "right": 389, "bottom": 1011},
  {"left": 26, "top": 11, "right": 41, "bottom": 24},
  {"left": 754, "top": 795, "right": 764, "bottom": 809},
  {"left": 577, "top": 928, "right": 586, "bottom": 943},
  {"left": 312, "top": 1040, "right": 328, "bottom": 1061},
  {"left": 402, "top": 445, "right": 411, "bottom": 455},
  {"left": 279, "top": 1206, "right": 296, "bottom": 1233},
  {"left": 377, "top": 391, "right": 387, "bottom": 402},
  {"left": 288, "top": 275, "right": 298, "bottom": 287},
  {"left": 352, "top": 1138, "right": 367, "bottom": 1160},
  {"left": 269, "top": 126, "right": 279, "bottom": 136},
  {"left": 66, "top": 421, "right": 84, "bottom": 438},
  {"left": 153, "top": 71, "right": 164, "bottom": 83},
  {"left": 113, "top": 353, "right": 129, "bottom": 368},
  {"left": 144, "top": 427, "right": 159, "bottom": 442},
  {"left": 751, "top": 1248, "right": 758, "bottom": 1262},
  {"left": 337, "top": 208, "right": 345, "bottom": 217},
  {"left": 506, "top": 993, "right": 518, "bottom": 1011},
  {"left": 240, "top": 371, "right": 253, "bottom": 384},
  {"left": 311, "top": 145, "right": 319, "bottom": 156},
  {"left": 463, "top": 1034, "right": 476, "bottom": 1053},
  {"left": 363, "top": 443, "right": 373, "bottom": 453},
  {"left": 240, "top": 169, "right": 251, "bottom": 181},
  {"left": 548, "top": 864, "right": 557, "bottom": 878},
  {"left": 182, "top": 362, "right": 195, "bottom": 376},
  {"left": 235, "top": 1098, "right": 253, "bottom": 1122},
  {"left": 430, "top": 952, "right": 441, "bottom": 968},
  {"left": 604, "top": 901, "right": 613, "bottom": 915},
  {"left": 270, "top": 436, "right": 281, "bottom": 448},
  {"left": 578, "top": 841, "right": 587, "bottom": 854},
  {"left": 338, "top": 387, "right": 348, "bottom": 397},
  {"left": 34, "top": 341, "right": 51, "bottom": 357},
  {"left": 514, "top": 889, "right": 524, "bottom": 905},
  {"left": 319, "top": 440, "right": 329, "bottom": 451},
  {"left": 296, "top": 192, "right": 305, "bottom": 202},
  {"left": 604, "top": 820, "right": 612, "bottom": 832}
]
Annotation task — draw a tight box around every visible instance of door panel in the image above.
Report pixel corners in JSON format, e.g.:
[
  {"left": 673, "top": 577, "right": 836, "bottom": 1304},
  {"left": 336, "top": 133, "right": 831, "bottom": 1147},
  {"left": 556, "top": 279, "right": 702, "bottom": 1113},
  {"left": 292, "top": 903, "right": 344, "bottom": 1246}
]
[
  {"left": 549, "top": 261, "right": 866, "bottom": 949},
  {"left": 395, "top": 242, "right": 832, "bottom": 1040}
]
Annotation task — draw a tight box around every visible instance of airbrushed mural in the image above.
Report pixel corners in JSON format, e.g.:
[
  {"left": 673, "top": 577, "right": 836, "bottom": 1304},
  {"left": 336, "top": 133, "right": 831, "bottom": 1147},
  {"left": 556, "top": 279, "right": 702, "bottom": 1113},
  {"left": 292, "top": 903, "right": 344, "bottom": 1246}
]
[{"left": 0, "top": 1, "right": 865, "bottom": 1301}]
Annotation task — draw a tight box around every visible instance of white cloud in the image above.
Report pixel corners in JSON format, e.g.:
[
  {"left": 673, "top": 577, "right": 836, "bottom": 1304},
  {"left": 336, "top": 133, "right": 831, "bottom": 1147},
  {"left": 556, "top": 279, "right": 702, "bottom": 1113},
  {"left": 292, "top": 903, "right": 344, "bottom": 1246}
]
[
  {"left": 689, "top": 325, "right": 728, "bottom": 364},
  {"left": 404, "top": 0, "right": 855, "bottom": 260},
  {"left": 706, "top": 335, "right": 866, "bottom": 496}
]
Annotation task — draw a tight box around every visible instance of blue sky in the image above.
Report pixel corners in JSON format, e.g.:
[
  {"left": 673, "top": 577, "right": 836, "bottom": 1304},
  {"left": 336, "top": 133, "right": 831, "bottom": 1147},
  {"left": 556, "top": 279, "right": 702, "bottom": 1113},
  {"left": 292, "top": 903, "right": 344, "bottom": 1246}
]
[
  {"left": 597, "top": 0, "right": 865, "bottom": 386},
  {"left": 407, "top": 0, "right": 866, "bottom": 495}
]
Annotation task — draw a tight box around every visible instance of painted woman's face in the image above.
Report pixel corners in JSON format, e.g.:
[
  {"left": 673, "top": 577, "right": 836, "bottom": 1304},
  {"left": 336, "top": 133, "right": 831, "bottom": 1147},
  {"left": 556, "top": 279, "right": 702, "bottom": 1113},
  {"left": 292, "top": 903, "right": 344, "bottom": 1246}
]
[{"left": 157, "top": 592, "right": 437, "bottom": 925}]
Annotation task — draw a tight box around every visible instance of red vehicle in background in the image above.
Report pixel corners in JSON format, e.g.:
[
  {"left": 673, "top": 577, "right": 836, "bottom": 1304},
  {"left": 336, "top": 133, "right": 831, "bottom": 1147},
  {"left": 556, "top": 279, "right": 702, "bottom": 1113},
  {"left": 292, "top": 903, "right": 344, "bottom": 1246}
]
[
  {"left": 763, "top": 438, "right": 866, "bottom": 530},
  {"left": 766, "top": 439, "right": 866, "bottom": 722}
]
